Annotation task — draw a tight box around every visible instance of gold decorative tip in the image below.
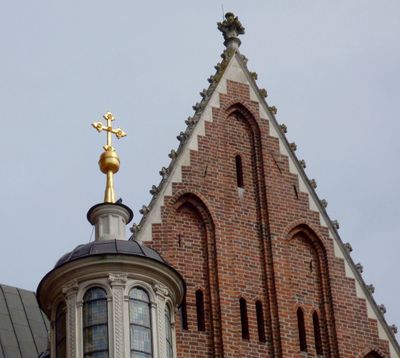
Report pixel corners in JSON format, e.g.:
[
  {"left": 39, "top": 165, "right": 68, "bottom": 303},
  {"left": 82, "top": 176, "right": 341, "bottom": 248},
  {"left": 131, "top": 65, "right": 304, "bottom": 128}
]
[{"left": 92, "top": 112, "right": 127, "bottom": 203}]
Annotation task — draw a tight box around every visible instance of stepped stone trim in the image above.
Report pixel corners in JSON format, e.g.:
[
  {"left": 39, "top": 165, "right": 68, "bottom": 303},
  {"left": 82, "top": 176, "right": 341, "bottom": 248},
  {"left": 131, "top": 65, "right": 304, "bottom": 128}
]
[{"left": 135, "top": 49, "right": 399, "bottom": 356}]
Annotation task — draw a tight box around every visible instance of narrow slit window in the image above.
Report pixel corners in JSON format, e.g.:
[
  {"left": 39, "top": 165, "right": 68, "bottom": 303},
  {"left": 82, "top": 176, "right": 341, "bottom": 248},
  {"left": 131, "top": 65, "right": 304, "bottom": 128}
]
[
  {"left": 313, "top": 311, "right": 323, "bottom": 355},
  {"left": 196, "top": 290, "right": 205, "bottom": 331},
  {"left": 235, "top": 155, "right": 244, "bottom": 188},
  {"left": 256, "top": 301, "right": 266, "bottom": 342},
  {"left": 180, "top": 297, "right": 188, "bottom": 330},
  {"left": 297, "top": 307, "right": 307, "bottom": 352},
  {"left": 240, "top": 298, "right": 249, "bottom": 340}
]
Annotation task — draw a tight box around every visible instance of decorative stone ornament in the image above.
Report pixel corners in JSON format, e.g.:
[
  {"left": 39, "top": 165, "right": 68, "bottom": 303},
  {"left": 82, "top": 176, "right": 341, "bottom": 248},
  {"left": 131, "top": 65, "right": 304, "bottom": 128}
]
[
  {"left": 321, "top": 199, "right": 328, "bottom": 208},
  {"left": 379, "top": 304, "right": 387, "bottom": 314},
  {"left": 309, "top": 179, "right": 318, "bottom": 189},
  {"left": 139, "top": 205, "right": 149, "bottom": 215},
  {"left": 279, "top": 123, "right": 287, "bottom": 133},
  {"left": 159, "top": 166, "right": 169, "bottom": 179},
  {"left": 259, "top": 88, "right": 268, "bottom": 98},
  {"left": 150, "top": 185, "right": 159, "bottom": 196},
  {"left": 177, "top": 131, "right": 187, "bottom": 142},
  {"left": 355, "top": 263, "right": 364, "bottom": 274},
  {"left": 391, "top": 325, "right": 398, "bottom": 335},
  {"left": 250, "top": 72, "right": 258, "bottom": 80},
  {"left": 290, "top": 142, "right": 297, "bottom": 151},
  {"left": 169, "top": 149, "right": 177, "bottom": 159},
  {"left": 344, "top": 242, "right": 353, "bottom": 252},
  {"left": 269, "top": 106, "right": 278, "bottom": 115},
  {"left": 332, "top": 220, "right": 340, "bottom": 230},
  {"left": 299, "top": 159, "right": 306, "bottom": 168},
  {"left": 217, "top": 12, "right": 245, "bottom": 49},
  {"left": 367, "top": 284, "right": 375, "bottom": 294}
]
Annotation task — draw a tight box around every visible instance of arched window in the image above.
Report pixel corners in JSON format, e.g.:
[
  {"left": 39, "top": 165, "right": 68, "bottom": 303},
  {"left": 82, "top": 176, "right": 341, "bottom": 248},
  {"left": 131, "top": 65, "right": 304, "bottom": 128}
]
[
  {"left": 180, "top": 297, "right": 188, "bottom": 330},
  {"left": 55, "top": 302, "right": 66, "bottom": 358},
  {"left": 235, "top": 155, "right": 244, "bottom": 188},
  {"left": 129, "top": 287, "right": 153, "bottom": 357},
  {"left": 83, "top": 287, "right": 108, "bottom": 357},
  {"left": 365, "top": 351, "right": 383, "bottom": 358},
  {"left": 297, "top": 307, "right": 307, "bottom": 352},
  {"left": 313, "top": 311, "right": 323, "bottom": 355},
  {"left": 195, "top": 289, "right": 205, "bottom": 331},
  {"left": 256, "top": 300, "right": 266, "bottom": 342},
  {"left": 165, "top": 306, "right": 173, "bottom": 358},
  {"left": 240, "top": 298, "right": 249, "bottom": 340}
]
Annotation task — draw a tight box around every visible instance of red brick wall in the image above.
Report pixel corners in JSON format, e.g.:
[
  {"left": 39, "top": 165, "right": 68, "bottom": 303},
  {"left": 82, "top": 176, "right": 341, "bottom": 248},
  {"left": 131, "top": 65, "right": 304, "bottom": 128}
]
[{"left": 147, "top": 79, "right": 390, "bottom": 357}]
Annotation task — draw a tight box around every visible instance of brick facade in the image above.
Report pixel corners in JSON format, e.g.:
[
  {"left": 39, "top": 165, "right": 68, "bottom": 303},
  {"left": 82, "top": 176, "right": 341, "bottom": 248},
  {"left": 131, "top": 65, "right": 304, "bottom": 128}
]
[{"left": 139, "top": 41, "right": 398, "bottom": 357}]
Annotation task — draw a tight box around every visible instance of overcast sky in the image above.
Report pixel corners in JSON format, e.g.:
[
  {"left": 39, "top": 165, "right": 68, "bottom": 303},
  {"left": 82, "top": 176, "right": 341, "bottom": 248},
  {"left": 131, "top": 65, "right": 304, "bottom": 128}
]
[{"left": 0, "top": 0, "right": 398, "bottom": 337}]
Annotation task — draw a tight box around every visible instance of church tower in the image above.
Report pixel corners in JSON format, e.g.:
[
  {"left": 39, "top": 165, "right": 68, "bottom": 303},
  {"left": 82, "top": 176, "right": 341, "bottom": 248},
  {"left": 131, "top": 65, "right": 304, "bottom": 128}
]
[
  {"left": 37, "top": 113, "right": 185, "bottom": 357},
  {"left": 133, "top": 13, "right": 400, "bottom": 358}
]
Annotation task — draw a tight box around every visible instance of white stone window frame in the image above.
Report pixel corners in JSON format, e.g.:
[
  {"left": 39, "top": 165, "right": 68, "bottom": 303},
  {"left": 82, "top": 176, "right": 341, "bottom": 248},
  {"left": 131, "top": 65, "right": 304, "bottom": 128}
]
[
  {"left": 76, "top": 280, "right": 114, "bottom": 358},
  {"left": 164, "top": 299, "right": 177, "bottom": 358}
]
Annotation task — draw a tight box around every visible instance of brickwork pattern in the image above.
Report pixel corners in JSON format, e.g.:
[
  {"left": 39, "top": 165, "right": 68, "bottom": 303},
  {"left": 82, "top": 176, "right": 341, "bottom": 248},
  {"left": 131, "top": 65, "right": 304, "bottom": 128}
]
[{"left": 147, "top": 79, "right": 391, "bottom": 357}]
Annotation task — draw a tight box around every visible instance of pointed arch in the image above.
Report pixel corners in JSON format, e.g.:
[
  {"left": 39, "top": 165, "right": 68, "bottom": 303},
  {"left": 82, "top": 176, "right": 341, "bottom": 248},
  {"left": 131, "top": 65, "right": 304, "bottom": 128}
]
[
  {"left": 364, "top": 350, "right": 384, "bottom": 358},
  {"left": 286, "top": 223, "right": 339, "bottom": 356}
]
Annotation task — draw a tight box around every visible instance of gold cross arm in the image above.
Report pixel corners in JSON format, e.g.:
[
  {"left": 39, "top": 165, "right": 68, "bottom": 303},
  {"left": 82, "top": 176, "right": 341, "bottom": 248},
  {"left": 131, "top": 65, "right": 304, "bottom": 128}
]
[{"left": 91, "top": 112, "right": 127, "bottom": 151}]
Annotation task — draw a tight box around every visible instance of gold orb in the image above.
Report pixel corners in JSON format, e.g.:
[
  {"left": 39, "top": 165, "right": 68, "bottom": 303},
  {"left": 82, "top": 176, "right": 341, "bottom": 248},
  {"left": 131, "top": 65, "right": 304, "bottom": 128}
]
[{"left": 99, "top": 150, "right": 120, "bottom": 174}]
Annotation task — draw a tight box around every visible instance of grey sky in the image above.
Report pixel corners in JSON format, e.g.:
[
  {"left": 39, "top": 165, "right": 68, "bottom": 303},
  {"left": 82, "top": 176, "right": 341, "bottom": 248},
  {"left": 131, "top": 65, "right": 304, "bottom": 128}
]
[{"left": 1, "top": 0, "right": 399, "bottom": 336}]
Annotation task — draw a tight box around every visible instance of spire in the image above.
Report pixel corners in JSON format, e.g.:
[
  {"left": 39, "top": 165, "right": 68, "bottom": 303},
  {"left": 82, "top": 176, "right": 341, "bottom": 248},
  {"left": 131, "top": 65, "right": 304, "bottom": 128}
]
[
  {"left": 217, "top": 12, "right": 245, "bottom": 50},
  {"left": 92, "top": 112, "right": 127, "bottom": 203}
]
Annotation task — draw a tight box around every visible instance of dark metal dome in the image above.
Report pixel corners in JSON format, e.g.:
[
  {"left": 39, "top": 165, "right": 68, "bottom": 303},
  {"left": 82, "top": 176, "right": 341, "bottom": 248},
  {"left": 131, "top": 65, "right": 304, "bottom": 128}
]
[{"left": 55, "top": 239, "right": 165, "bottom": 268}]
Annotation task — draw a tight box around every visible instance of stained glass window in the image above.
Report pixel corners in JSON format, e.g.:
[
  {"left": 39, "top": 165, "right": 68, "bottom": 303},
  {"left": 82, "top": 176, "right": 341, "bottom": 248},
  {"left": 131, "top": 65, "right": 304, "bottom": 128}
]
[
  {"left": 83, "top": 288, "right": 109, "bottom": 358},
  {"left": 55, "top": 302, "right": 66, "bottom": 358},
  {"left": 165, "top": 307, "right": 173, "bottom": 358},
  {"left": 130, "top": 288, "right": 152, "bottom": 358}
]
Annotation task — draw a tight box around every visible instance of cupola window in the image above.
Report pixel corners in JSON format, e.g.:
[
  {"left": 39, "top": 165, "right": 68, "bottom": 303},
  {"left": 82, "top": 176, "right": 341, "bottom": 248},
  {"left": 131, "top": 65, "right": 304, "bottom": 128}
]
[
  {"left": 165, "top": 306, "right": 173, "bottom": 358},
  {"left": 83, "top": 287, "right": 109, "bottom": 357},
  {"left": 129, "top": 287, "right": 153, "bottom": 357},
  {"left": 55, "top": 302, "right": 66, "bottom": 358}
]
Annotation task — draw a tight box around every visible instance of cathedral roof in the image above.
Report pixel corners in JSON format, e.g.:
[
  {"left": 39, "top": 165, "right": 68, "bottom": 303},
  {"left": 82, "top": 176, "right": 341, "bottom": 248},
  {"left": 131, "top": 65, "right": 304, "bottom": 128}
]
[
  {"left": 0, "top": 284, "right": 48, "bottom": 358},
  {"left": 55, "top": 239, "right": 165, "bottom": 268}
]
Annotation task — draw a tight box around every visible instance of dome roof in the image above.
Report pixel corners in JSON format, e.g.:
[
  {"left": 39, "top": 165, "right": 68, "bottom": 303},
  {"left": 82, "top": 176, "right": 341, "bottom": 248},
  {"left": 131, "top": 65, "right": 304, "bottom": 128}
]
[{"left": 55, "top": 239, "right": 165, "bottom": 268}]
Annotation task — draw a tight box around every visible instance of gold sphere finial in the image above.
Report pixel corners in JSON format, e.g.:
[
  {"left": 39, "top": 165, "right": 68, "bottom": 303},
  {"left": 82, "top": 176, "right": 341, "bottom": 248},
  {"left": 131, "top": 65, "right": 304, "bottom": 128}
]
[{"left": 91, "top": 112, "right": 127, "bottom": 203}]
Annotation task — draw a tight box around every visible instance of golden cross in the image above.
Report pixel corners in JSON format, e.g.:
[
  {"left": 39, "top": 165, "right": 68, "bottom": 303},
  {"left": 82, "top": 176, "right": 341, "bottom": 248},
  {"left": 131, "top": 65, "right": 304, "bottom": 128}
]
[
  {"left": 92, "top": 112, "right": 127, "bottom": 152},
  {"left": 91, "top": 112, "right": 127, "bottom": 203}
]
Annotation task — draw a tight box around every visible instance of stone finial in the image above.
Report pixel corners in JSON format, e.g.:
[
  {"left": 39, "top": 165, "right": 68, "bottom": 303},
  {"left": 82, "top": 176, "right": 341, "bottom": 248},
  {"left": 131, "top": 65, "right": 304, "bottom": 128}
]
[
  {"left": 139, "top": 205, "right": 149, "bottom": 215},
  {"left": 321, "top": 199, "right": 328, "bottom": 208},
  {"left": 290, "top": 142, "right": 297, "bottom": 151},
  {"left": 269, "top": 106, "right": 278, "bottom": 115},
  {"left": 279, "top": 124, "right": 287, "bottom": 133},
  {"left": 332, "top": 220, "right": 340, "bottom": 229},
  {"left": 240, "top": 54, "right": 248, "bottom": 64},
  {"left": 150, "top": 185, "right": 159, "bottom": 196},
  {"left": 390, "top": 324, "right": 398, "bottom": 335},
  {"left": 259, "top": 88, "right": 268, "bottom": 98},
  {"left": 192, "top": 102, "right": 201, "bottom": 111},
  {"left": 355, "top": 263, "right": 364, "bottom": 274},
  {"left": 299, "top": 160, "right": 306, "bottom": 169},
  {"left": 250, "top": 72, "right": 258, "bottom": 80},
  {"left": 344, "top": 242, "right": 353, "bottom": 252},
  {"left": 177, "top": 131, "right": 187, "bottom": 142},
  {"left": 159, "top": 167, "right": 169, "bottom": 178},
  {"left": 309, "top": 179, "right": 317, "bottom": 189},
  {"left": 200, "top": 89, "right": 207, "bottom": 98},
  {"left": 379, "top": 304, "right": 387, "bottom": 314},
  {"left": 367, "top": 284, "right": 375, "bottom": 294},
  {"left": 130, "top": 223, "right": 140, "bottom": 234},
  {"left": 217, "top": 12, "right": 245, "bottom": 49},
  {"left": 185, "top": 116, "right": 197, "bottom": 127},
  {"left": 169, "top": 149, "right": 177, "bottom": 159},
  {"left": 208, "top": 75, "right": 215, "bottom": 84},
  {"left": 214, "top": 63, "right": 221, "bottom": 71}
]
